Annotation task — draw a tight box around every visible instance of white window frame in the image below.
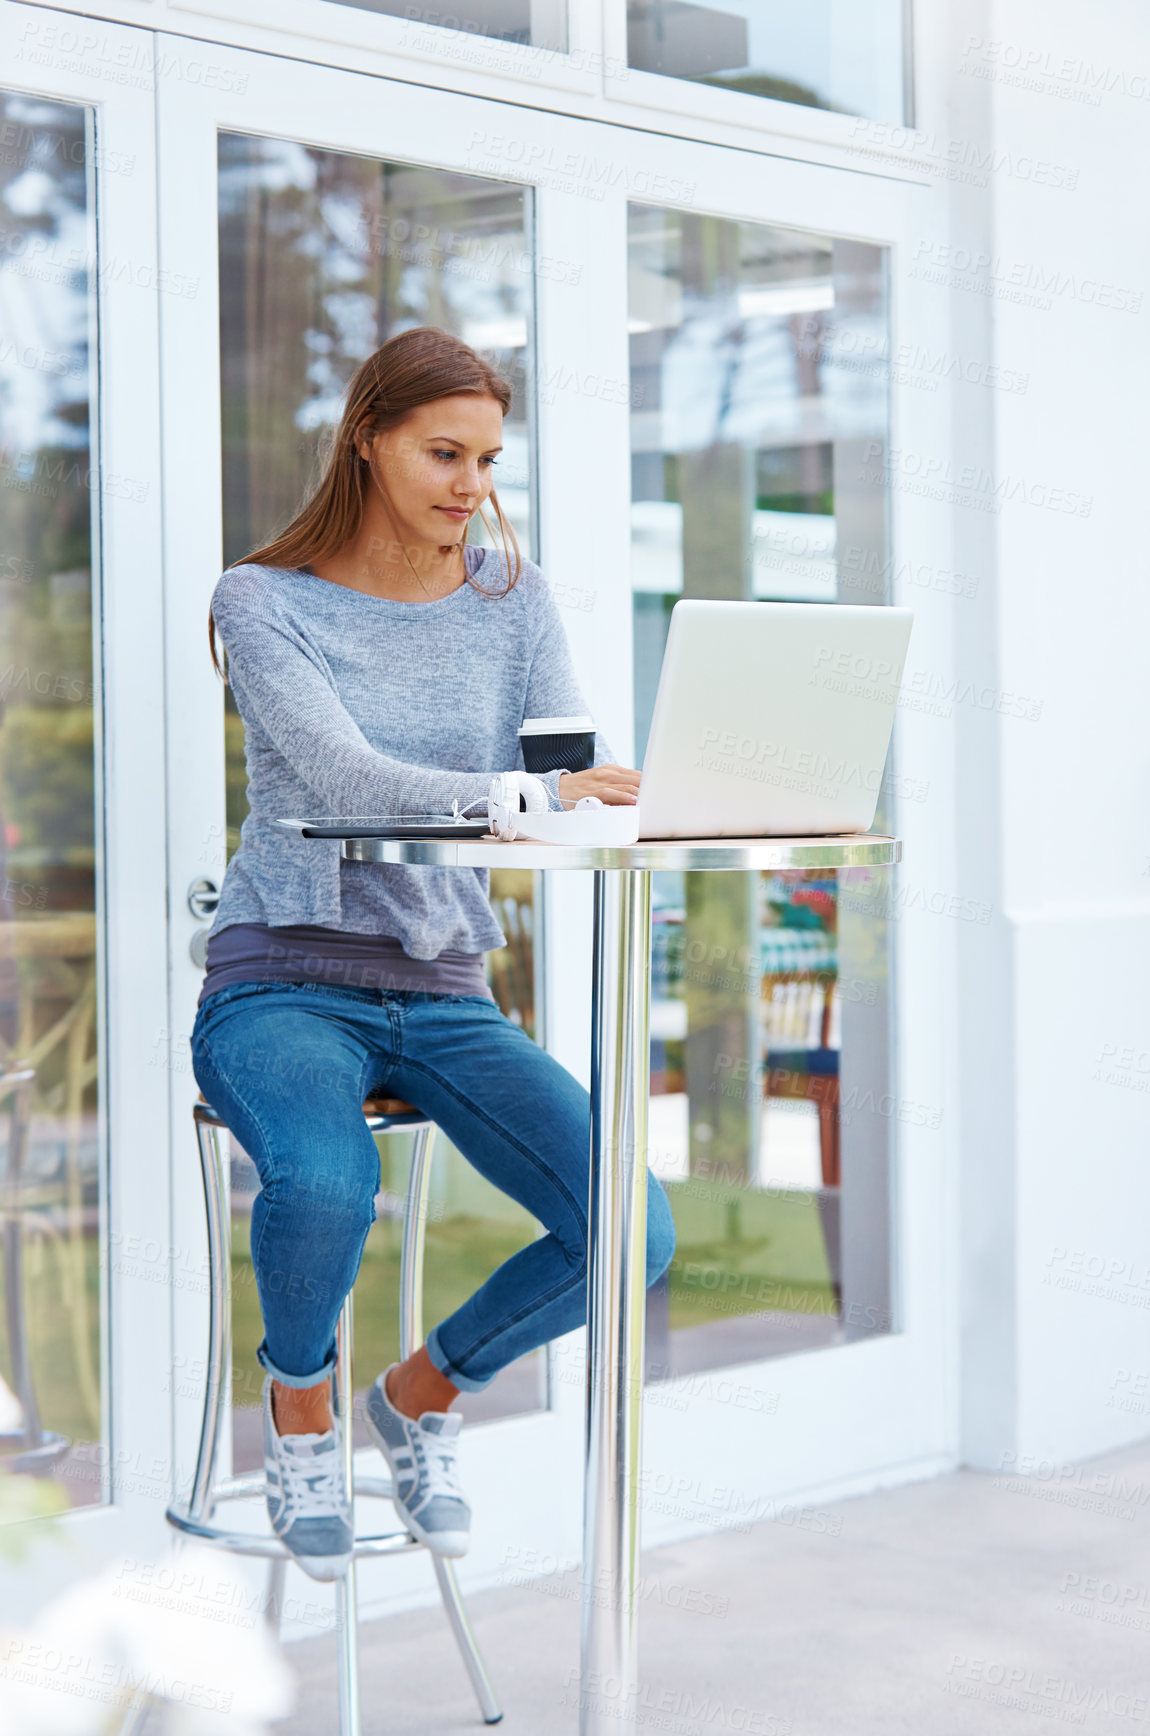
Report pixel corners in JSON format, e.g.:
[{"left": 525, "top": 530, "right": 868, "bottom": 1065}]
[
  {"left": 0, "top": 0, "right": 171, "bottom": 1591},
  {"left": 7, "top": 0, "right": 934, "bottom": 177}
]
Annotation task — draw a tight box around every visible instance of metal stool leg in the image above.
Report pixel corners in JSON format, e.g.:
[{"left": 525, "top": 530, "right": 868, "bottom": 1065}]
[
  {"left": 398, "top": 1122, "right": 502, "bottom": 1724},
  {"left": 398, "top": 1123, "right": 434, "bottom": 1362},
  {"left": 434, "top": 1557, "right": 502, "bottom": 1725},
  {"left": 334, "top": 1297, "right": 361, "bottom": 1736},
  {"left": 264, "top": 1557, "right": 287, "bottom": 1633}
]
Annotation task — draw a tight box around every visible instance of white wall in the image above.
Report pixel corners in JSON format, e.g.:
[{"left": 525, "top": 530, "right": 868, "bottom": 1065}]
[{"left": 938, "top": 0, "right": 1150, "bottom": 1467}]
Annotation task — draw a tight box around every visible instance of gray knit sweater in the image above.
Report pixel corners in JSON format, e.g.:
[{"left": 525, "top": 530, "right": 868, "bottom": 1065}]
[{"left": 207, "top": 547, "right": 612, "bottom": 959}]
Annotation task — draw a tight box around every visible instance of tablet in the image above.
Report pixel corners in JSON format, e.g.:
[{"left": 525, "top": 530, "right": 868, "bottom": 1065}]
[{"left": 275, "top": 816, "right": 493, "bottom": 840}]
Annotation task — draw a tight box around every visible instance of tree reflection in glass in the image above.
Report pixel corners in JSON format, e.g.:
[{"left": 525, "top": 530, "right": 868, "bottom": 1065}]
[
  {"left": 0, "top": 91, "right": 103, "bottom": 1512},
  {"left": 631, "top": 204, "right": 896, "bottom": 1381}
]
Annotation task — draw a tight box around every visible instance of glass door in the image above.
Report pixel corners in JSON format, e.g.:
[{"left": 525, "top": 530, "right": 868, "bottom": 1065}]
[
  {"left": 0, "top": 4, "right": 169, "bottom": 1567},
  {"left": 156, "top": 33, "right": 950, "bottom": 1582},
  {"left": 156, "top": 40, "right": 583, "bottom": 1515}
]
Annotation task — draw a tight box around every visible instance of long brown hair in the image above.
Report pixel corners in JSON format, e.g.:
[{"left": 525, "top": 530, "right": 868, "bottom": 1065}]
[{"left": 210, "top": 326, "right": 522, "bottom": 676}]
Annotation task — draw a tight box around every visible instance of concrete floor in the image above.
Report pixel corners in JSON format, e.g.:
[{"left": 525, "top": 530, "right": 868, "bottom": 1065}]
[{"left": 277, "top": 1435, "right": 1150, "bottom": 1735}]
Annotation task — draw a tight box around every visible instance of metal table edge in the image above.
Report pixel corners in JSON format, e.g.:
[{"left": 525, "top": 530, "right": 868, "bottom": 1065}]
[{"left": 336, "top": 834, "right": 901, "bottom": 871}]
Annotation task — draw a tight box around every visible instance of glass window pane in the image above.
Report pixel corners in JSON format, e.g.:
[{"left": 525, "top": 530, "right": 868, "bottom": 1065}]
[
  {"left": 627, "top": 0, "right": 906, "bottom": 124},
  {"left": 631, "top": 203, "right": 895, "bottom": 1381},
  {"left": 0, "top": 93, "right": 104, "bottom": 1515},
  {"left": 217, "top": 135, "right": 546, "bottom": 1452},
  {"left": 218, "top": 136, "right": 535, "bottom": 856},
  {"left": 321, "top": 0, "right": 566, "bottom": 55}
]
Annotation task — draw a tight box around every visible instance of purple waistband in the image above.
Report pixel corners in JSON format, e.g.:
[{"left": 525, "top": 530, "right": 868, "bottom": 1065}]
[{"left": 198, "top": 923, "right": 494, "bottom": 1007}]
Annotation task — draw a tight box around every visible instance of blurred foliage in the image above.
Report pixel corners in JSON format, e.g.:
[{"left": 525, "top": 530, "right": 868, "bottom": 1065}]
[{"left": 1, "top": 706, "right": 95, "bottom": 869}]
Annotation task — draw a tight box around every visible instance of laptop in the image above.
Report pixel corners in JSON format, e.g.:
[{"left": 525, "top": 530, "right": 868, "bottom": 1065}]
[{"left": 637, "top": 598, "right": 913, "bottom": 839}]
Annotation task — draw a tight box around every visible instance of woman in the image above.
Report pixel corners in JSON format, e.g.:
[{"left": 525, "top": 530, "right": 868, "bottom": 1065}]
[{"left": 191, "top": 325, "right": 676, "bottom": 1584}]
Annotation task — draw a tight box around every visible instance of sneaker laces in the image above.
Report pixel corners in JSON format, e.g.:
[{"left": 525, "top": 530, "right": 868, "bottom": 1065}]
[
  {"left": 410, "top": 1427, "right": 466, "bottom": 1506},
  {"left": 278, "top": 1438, "right": 346, "bottom": 1523}
]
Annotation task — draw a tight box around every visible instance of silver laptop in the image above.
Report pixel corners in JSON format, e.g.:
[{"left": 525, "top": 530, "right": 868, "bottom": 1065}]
[{"left": 638, "top": 599, "right": 914, "bottom": 839}]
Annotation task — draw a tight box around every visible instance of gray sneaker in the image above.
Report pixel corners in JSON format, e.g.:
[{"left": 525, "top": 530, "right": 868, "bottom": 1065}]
[
  {"left": 263, "top": 1377, "right": 353, "bottom": 1582},
  {"left": 365, "top": 1365, "right": 470, "bottom": 1558}
]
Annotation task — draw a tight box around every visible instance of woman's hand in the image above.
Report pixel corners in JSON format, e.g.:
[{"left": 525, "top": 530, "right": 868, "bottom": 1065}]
[{"left": 557, "top": 764, "right": 641, "bottom": 807}]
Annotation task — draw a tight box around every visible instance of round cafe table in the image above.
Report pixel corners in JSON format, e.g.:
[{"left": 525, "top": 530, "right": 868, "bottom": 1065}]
[{"left": 327, "top": 830, "right": 900, "bottom": 1734}]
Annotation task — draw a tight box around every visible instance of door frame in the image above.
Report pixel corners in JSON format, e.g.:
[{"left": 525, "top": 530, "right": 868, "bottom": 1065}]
[{"left": 153, "top": 32, "right": 959, "bottom": 1629}]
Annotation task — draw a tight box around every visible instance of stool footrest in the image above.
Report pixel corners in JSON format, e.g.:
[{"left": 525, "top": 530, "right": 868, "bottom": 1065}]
[{"left": 165, "top": 1498, "right": 419, "bottom": 1560}]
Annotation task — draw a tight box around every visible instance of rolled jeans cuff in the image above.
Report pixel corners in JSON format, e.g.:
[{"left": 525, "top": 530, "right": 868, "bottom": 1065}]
[
  {"left": 257, "top": 1337, "right": 338, "bottom": 1390},
  {"left": 426, "top": 1323, "right": 496, "bottom": 1394}
]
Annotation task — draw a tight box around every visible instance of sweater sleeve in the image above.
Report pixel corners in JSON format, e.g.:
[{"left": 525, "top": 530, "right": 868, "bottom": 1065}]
[
  {"left": 519, "top": 568, "right": 620, "bottom": 810},
  {"left": 212, "top": 571, "right": 495, "bottom": 817}
]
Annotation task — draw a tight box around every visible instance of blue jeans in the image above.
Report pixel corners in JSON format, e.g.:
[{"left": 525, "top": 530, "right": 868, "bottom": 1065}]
[{"left": 190, "top": 980, "right": 676, "bottom": 1391}]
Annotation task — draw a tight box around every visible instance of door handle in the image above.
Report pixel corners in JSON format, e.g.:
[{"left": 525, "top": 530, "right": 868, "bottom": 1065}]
[{"left": 187, "top": 877, "right": 221, "bottom": 921}]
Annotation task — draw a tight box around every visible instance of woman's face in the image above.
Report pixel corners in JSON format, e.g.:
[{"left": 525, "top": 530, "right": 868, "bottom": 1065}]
[{"left": 361, "top": 393, "right": 504, "bottom": 547}]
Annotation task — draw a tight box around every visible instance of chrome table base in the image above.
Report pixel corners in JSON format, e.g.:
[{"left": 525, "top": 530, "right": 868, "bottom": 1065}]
[
  {"left": 328, "top": 832, "right": 900, "bottom": 1734},
  {"left": 581, "top": 869, "right": 652, "bottom": 1731}
]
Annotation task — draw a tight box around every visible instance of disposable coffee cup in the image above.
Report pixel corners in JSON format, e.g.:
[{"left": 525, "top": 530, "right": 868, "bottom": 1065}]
[{"left": 518, "top": 715, "right": 596, "bottom": 775}]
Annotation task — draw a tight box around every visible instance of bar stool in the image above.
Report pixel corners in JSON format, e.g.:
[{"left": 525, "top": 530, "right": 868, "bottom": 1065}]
[{"left": 165, "top": 1099, "right": 502, "bottom": 1731}]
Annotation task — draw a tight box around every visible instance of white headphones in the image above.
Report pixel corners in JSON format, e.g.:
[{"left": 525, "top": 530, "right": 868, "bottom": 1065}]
[
  {"left": 488, "top": 771, "right": 549, "bottom": 840},
  {"left": 486, "top": 771, "right": 606, "bottom": 839}
]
